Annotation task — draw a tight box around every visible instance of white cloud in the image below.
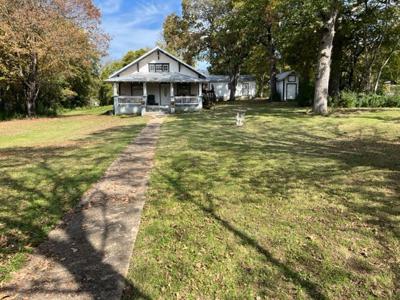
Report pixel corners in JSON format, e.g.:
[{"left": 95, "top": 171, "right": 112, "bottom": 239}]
[{"left": 98, "top": 0, "right": 123, "bottom": 14}]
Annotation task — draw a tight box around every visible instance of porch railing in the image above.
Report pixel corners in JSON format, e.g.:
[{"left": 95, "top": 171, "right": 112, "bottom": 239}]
[
  {"left": 174, "top": 96, "right": 201, "bottom": 105},
  {"left": 117, "top": 96, "right": 143, "bottom": 105}
]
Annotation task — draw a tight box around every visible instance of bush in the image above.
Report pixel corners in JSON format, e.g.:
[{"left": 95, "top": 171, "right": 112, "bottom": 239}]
[{"left": 331, "top": 91, "right": 400, "bottom": 108}]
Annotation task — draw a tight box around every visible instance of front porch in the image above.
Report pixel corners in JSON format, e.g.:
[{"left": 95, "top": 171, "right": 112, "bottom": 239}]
[{"left": 112, "top": 82, "right": 204, "bottom": 115}]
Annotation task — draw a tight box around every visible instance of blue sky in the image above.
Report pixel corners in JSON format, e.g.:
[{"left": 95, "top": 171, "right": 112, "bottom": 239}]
[{"left": 95, "top": 0, "right": 182, "bottom": 61}]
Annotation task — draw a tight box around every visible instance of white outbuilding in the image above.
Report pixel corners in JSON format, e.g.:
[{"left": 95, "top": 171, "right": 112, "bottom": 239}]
[
  {"left": 276, "top": 71, "right": 299, "bottom": 101},
  {"left": 207, "top": 75, "right": 257, "bottom": 101}
]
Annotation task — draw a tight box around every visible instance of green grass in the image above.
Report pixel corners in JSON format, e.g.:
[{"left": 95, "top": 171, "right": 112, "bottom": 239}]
[
  {"left": 126, "top": 102, "right": 400, "bottom": 299},
  {"left": 0, "top": 107, "right": 147, "bottom": 282}
]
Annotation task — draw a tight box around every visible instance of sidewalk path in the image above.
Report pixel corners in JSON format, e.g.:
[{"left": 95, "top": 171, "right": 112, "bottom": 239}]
[{"left": 0, "top": 116, "right": 164, "bottom": 300}]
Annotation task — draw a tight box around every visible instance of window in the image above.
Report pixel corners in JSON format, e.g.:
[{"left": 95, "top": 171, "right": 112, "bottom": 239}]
[
  {"left": 131, "top": 83, "right": 143, "bottom": 96},
  {"left": 288, "top": 75, "right": 296, "bottom": 82},
  {"left": 177, "top": 83, "right": 191, "bottom": 96},
  {"left": 149, "top": 63, "right": 169, "bottom": 73}
]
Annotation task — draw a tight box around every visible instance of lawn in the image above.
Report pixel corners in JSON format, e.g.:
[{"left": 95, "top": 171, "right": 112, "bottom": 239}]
[
  {"left": 126, "top": 102, "right": 399, "bottom": 299},
  {"left": 0, "top": 106, "right": 147, "bottom": 282}
]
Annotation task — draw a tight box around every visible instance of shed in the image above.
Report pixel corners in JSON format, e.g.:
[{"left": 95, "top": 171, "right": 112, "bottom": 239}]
[
  {"left": 276, "top": 71, "right": 299, "bottom": 101},
  {"left": 207, "top": 75, "right": 257, "bottom": 101}
]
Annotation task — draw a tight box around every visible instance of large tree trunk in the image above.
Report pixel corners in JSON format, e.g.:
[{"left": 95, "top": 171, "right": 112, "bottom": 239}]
[
  {"left": 269, "top": 55, "right": 278, "bottom": 101},
  {"left": 313, "top": 4, "right": 339, "bottom": 115},
  {"left": 228, "top": 71, "right": 239, "bottom": 101},
  {"left": 24, "top": 53, "right": 39, "bottom": 117},
  {"left": 267, "top": 28, "right": 278, "bottom": 101},
  {"left": 25, "top": 84, "right": 39, "bottom": 117}
]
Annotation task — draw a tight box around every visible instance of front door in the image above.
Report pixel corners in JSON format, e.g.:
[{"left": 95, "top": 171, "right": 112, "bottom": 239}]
[
  {"left": 160, "top": 84, "right": 171, "bottom": 106},
  {"left": 286, "top": 83, "right": 297, "bottom": 100},
  {"left": 242, "top": 82, "right": 249, "bottom": 96}
]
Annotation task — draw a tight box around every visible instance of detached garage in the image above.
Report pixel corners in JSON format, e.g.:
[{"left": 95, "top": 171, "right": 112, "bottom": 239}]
[{"left": 276, "top": 71, "right": 299, "bottom": 101}]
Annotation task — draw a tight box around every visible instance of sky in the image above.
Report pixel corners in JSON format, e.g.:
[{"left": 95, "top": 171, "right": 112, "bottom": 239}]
[{"left": 94, "top": 0, "right": 180, "bottom": 61}]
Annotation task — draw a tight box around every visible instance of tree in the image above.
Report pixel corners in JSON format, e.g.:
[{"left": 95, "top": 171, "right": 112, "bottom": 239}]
[
  {"left": 162, "top": 0, "right": 255, "bottom": 101},
  {"left": 163, "top": 0, "right": 400, "bottom": 107},
  {"left": 0, "top": 0, "right": 107, "bottom": 116},
  {"left": 162, "top": 13, "right": 198, "bottom": 65},
  {"left": 242, "top": 46, "right": 271, "bottom": 97},
  {"left": 207, "top": 5, "right": 254, "bottom": 101},
  {"left": 236, "top": 0, "right": 281, "bottom": 100},
  {"left": 313, "top": 1, "right": 340, "bottom": 115},
  {"left": 120, "top": 48, "right": 149, "bottom": 67},
  {"left": 98, "top": 48, "right": 150, "bottom": 105}
]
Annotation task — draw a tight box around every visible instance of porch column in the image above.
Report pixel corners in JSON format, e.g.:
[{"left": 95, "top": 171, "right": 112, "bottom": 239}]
[
  {"left": 170, "top": 82, "right": 175, "bottom": 114},
  {"left": 113, "top": 83, "right": 119, "bottom": 96},
  {"left": 141, "top": 82, "right": 147, "bottom": 116},
  {"left": 113, "top": 83, "right": 119, "bottom": 115},
  {"left": 143, "top": 82, "right": 148, "bottom": 98},
  {"left": 198, "top": 83, "right": 203, "bottom": 109},
  {"left": 198, "top": 83, "right": 203, "bottom": 97}
]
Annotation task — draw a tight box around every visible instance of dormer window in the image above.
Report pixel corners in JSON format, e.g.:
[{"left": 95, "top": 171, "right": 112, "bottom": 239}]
[{"left": 149, "top": 63, "right": 169, "bottom": 73}]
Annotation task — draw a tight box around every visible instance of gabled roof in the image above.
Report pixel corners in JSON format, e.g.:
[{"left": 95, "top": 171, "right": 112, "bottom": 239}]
[
  {"left": 106, "top": 72, "right": 209, "bottom": 83},
  {"left": 207, "top": 75, "right": 256, "bottom": 82},
  {"left": 276, "top": 71, "right": 296, "bottom": 81},
  {"left": 109, "top": 47, "right": 207, "bottom": 79}
]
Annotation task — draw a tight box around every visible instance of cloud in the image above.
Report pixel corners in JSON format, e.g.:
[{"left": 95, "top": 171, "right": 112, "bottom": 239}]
[{"left": 98, "top": 0, "right": 123, "bottom": 14}]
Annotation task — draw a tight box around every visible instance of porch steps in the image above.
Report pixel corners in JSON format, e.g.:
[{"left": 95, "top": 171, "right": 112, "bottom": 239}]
[
  {"left": 143, "top": 105, "right": 170, "bottom": 116},
  {"left": 143, "top": 111, "right": 168, "bottom": 117}
]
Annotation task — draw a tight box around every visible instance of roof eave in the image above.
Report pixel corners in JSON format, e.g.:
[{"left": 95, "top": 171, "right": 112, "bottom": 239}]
[
  {"left": 108, "top": 47, "right": 207, "bottom": 79},
  {"left": 105, "top": 78, "right": 209, "bottom": 83}
]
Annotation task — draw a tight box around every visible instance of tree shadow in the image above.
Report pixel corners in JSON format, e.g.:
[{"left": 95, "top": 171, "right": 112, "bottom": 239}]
[
  {"left": 147, "top": 105, "right": 399, "bottom": 297},
  {"left": 0, "top": 123, "right": 152, "bottom": 299},
  {"left": 164, "top": 168, "right": 327, "bottom": 299}
]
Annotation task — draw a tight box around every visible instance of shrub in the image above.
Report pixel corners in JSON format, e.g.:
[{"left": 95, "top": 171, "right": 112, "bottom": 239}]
[
  {"left": 385, "top": 95, "right": 400, "bottom": 107},
  {"left": 331, "top": 90, "right": 358, "bottom": 108},
  {"left": 332, "top": 91, "right": 400, "bottom": 108}
]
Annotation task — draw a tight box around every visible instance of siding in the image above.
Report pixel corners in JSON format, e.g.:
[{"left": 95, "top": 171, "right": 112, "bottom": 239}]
[
  {"left": 211, "top": 81, "right": 256, "bottom": 100},
  {"left": 119, "top": 51, "right": 199, "bottom": 78}
]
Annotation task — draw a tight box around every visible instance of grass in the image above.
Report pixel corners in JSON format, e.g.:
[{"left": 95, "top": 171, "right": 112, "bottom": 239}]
[
  {"left": 126, "top": 102, "right": 400, "bottom": 299},
  {"left": 0, "top": 106, "right": 147, "bottom": 282}
]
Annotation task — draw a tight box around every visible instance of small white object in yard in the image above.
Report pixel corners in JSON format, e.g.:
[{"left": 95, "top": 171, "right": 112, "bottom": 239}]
[{"left": 236, "top": 110, "right": 245, "bottom": 126}]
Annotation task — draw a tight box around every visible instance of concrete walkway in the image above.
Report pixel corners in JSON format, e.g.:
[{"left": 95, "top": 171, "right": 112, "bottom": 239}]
[{"left": 0, "top": 116, "right": 164, "bottom": 300}]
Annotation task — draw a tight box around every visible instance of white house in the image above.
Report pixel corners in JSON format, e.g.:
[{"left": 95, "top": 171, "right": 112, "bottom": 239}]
[
  {"left": 107, "top": 47, "right": 257, "bottom": 115},
  {"left": 207, "top": 75, "right": 257, "bottom": 101},
  {"left": 107, "top": 47, "right": 208, "bottom": 115},
  {"left": 276, "top": 71, "right": 299, "bottom": 101}
]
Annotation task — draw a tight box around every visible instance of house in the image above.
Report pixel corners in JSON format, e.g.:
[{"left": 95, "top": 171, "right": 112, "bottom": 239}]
[
  {"left": 106, "top": 47, "right": 208, "bottom": 115},
  {"left": 207, "top": 75, "right": 257, "bottom": 101},
  {"left": 106, "top": 47, "right": 257, "bottom": 115},
  {"left": 276, "top": 71, "right": 299, "bottom": 101}
]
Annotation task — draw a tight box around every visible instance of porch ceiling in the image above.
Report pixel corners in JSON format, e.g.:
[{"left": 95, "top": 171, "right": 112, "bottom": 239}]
[{"left": 105, "top": 72, "right": 209, "bottom": 83}]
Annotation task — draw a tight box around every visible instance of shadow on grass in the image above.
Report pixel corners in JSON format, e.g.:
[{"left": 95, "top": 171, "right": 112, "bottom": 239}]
[
  {"left": 0, "top": 123, "right": 151, "bottom": 299},
  {"left": 147, "top": 103, "right": 399, "bottom": 297},
  {"left": 154, "top": 162, "right": 328, "bottom": 299}
]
